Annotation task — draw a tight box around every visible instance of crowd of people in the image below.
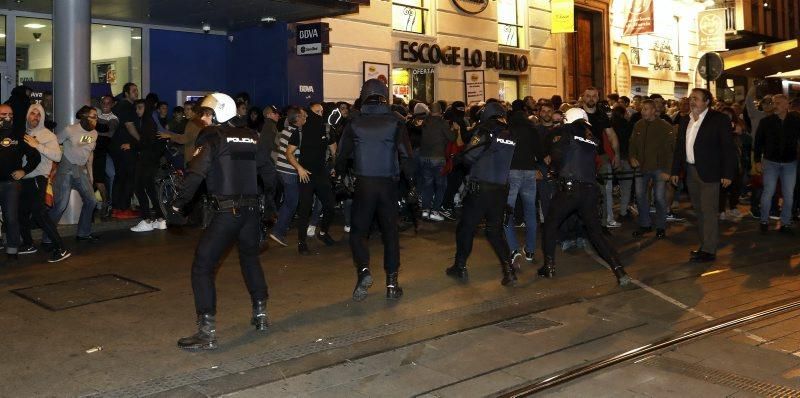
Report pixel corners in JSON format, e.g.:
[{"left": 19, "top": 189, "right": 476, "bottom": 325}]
[{"left": 0, "top": 79, "right": 795, "bottom": 349}]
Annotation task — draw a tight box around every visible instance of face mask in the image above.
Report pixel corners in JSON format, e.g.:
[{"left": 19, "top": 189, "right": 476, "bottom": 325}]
[{"left": 0, "top": 116, "right": 12, "bottom": 130}]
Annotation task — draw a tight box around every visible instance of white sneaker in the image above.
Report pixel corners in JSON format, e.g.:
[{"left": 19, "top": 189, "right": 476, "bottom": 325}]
[
  {"left": 150, "top": 218, "right": 167, "bottom": 230},
  {"left": 606, "top": 220, "right": 622, "bottom": 228},
  {"left": 344, "top": 225, "right": 351, "bottom": 233},
  {"left": 719, "top": 212, "right": 727, "bottom": 221},
  {"left": 422, "top": 210, "right": 430, "bottom": 220},
  {"left": 428, "top": 211, "right": 445, "bottom": 222},
  {"left": 729, "top": 208, "right": 743, "bottom": 218},
  {"left": 306, "top": 225, "right": 317, "bottom": 237},
  {"left": 131, "top": 220, "right": 154, "bottom": 232}
]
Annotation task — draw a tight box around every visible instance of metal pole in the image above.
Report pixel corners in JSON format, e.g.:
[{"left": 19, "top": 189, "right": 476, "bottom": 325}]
[{"left": 53, "top": 0, "right": 91, "bottom": 135}]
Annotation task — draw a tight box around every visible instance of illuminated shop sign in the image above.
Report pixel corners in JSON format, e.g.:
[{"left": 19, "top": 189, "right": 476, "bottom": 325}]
[{"left": 398, "top": 41, "right": 528, "bottom": 73}]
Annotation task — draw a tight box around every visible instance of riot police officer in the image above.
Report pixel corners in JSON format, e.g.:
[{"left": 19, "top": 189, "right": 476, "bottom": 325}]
[
  {"left": 540, "top": 108, "right": 631, "bottom": 286},
  {"left": 169, "top": 93, "right": 276, "bottom": 350},
  {"left": 446, "top": 102, "right": 518, "bottom": 286},
  {"left": 336, "top": 79, "right": 414, "bottom": 301}
]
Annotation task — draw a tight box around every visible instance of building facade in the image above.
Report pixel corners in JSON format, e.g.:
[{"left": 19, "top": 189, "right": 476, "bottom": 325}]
[
  {"left": 608, "top": 0, "right": 706, "bottom": 100},
  {"left": 318, "top": 0, "right": 580, "bottom": 104}
]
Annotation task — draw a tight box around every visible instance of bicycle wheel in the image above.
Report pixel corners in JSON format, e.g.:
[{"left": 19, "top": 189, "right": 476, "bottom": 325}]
[{"left": 157, "top": 178, "right": 178, "bottom": 220}]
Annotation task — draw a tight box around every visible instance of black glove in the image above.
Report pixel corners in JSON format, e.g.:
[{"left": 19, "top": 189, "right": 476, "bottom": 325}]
[{"left": 165, "top": 203, "right": 188, "bottom": 226}]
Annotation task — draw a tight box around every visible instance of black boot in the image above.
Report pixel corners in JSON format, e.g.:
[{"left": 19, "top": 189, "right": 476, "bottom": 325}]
[
  {"left": 352, "top": 267, "right": 373, "bottom": 302},
  {"left": 251, "top": 299, "right": 268, "bottom": 331},
  {"left": 609, "top": 257, "right": 632, "bottom": 287},
  {"left": 177, "top": 314, "right": 217, "bottom": 350},
  {"left": 445, "top": 264, "right": 468, "bottom": 281},
  {"left": 386, "top": 272, "right": 403, "bottom": 299},
  {"left": 298, "top": 240, "right": 310, "bottom": 255},
  {"left": 538, "top": 255, "right": 555, "bottom": 278},
  {"left": 501, "top": 261, "right": 517, "bottom": 286}
]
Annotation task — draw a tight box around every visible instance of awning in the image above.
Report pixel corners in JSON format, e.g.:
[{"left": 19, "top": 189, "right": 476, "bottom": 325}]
[{"left": 722, "top": 38, "right": 800, "bottom": 78}]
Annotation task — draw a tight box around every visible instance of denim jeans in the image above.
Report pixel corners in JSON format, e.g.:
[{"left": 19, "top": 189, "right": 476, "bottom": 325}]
[
  {"left": 635, "top": 169, "right": 668, "bottom": 229},
  {"left": 420, "top": 157, "right": 446, "bottom": 211},
  {"left": 618, "top": 159, "right": 634, "bottom": 215},
  {"left": 49, "top": 159, "right": 97, "bottom": 238},
  {"left": 504, "top": 170, "right": 538, "bottom": 253},
  {"left": 599, "top": 160, "right": 615, "bottom": 224},
  {"left": 272, "top": 172, "right": 299, "bottom": 239},
  {"left": 761, "top": 159, "right": 797, "bottom": 225}
]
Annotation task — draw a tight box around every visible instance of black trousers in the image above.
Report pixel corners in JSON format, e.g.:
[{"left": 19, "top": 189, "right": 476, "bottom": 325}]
[
  {"left": 454, "top": 183, "right": 509, "bottom": 267},
  {"left": 110, "top": 147, "right": 136, "bottom": 210},
  {"left": 19, "top": 176, "right": 64, "bottom": 250},
  {"left": 0, "top": 181, "right": 20, "bottom": 254},
  {"left": 543, "top": 183, "right": 618, "bottom": 263},
  {"left": 350, "top": 176, "right": 400, "bottom": 273},
  {"left": 442, "top": 165, "right": 467, "bottom": 209},
  {"left": 296, "top": 173, "right": 335, "bottom": 242},
  {"left": 134, "top": 151, "right": 163, "bottom": 219},
  {"left": 191, "top": 207, "right": 268, "bottom": 315}
]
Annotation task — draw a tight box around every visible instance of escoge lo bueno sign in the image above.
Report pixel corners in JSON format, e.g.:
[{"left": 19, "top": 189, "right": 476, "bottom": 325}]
[{"left": 399, "top": 41, "right": 528, "bottom": 73}]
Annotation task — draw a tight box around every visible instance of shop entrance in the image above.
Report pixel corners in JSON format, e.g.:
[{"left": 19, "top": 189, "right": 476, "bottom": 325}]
[
  {"left": 565, "top": 8, "right": 605, "bottom": 99},
  {"left": 392, "top": 66, "right": 435, "bottom": 104}
]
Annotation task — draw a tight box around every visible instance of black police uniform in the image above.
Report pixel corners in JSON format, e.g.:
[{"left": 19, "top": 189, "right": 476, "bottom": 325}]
[
  {"left": 446, "top": 103, "right": 518, "bottom": 286},
  {"left": 172, "top": 121, "right": 276, "bottom": 350},
  {"left": 336, "top": 79, "right": 413, "bottom": 301},
  {"left": 540, "top": 121, "right": 630, "bottom": 285}
]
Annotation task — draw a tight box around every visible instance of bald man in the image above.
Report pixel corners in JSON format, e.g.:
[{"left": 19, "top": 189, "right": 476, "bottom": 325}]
[{"left": 0, "top": 104, "right": 41, "bottom": 261}]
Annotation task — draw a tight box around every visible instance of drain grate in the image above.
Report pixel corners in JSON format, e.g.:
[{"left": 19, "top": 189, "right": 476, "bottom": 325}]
[
  {"left": 11, "top": 274, "right": 159, "bottom": 311},
  {"left": 644, "top": 356, "right": 800, "bottom": 397},
  {"left": 495, "top": 315, "right": 563, "bottom": 335}
]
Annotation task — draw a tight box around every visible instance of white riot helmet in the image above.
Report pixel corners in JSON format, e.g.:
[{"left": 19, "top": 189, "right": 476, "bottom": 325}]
[
  {"left": 199, "top": 93, "right": 236, "bottom": 123},
  {"left": 564, "top": 107, "right": 592, "bottom": 126}
]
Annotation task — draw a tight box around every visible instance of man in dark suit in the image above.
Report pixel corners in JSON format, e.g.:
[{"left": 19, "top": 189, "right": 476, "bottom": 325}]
[{"left": 670, "top": 88, "right": 736, "bottom": 263}]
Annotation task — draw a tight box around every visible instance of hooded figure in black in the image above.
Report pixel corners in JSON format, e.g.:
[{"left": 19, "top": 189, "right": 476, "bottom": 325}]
[
  {"left": 336, "top": 78, "right": 414, "bottom": 302},
  {"left": 5, "top": 86, "right": 32, "bottom": 136},
  {"left": 540, "top": 109, "right": 631, "bottom": 286},
  {"left": 446, "top": 102, "right": 518, "bottom": 286},
  {"left": 0, "top": 103, "right": 40, "bottom": 259}
]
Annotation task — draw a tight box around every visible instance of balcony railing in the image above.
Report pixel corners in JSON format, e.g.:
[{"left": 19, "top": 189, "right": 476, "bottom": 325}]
[{"left": 725, "top": 3, "right": 736, "bottom": 32}]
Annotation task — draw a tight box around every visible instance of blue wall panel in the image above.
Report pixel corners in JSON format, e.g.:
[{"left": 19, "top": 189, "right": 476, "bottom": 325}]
[
  {"left": 149, "top": 29, "right": 228, "bottom": 104},
  {"left": 226, "top": 24, "right": 289, "bottom": 108}
]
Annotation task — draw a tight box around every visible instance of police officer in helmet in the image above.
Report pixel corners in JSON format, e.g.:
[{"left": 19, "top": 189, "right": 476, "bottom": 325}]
[
  {"left": 446, "top": 101, "right": 518, "bottom": 286},
  {"left": 169, "top": 93, "right": 277, "bottom": 350},
  {"left": 336, "top": 78, "right": 414, "bottom": 301},
  {"left": 540, "top": 108, "right": 631, "bottom": 286}
]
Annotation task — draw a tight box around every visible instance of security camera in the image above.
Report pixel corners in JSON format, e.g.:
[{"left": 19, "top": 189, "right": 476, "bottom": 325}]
[{"left": 202, "top": 23, "right": 211, "bottom": 33}]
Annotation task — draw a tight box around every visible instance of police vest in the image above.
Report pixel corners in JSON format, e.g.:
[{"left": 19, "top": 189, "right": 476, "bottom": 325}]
[
  {"left": 205, "top": 126, "right": 260, "bottom": 197},
  {"left": 350, "top": 107, "right": 402, "bottom": 178},
  {"left": 470, "top": 122, "right": 516, "bottom": 185}
]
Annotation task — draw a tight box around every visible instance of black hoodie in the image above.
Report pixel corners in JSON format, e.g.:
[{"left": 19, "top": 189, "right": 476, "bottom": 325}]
[{"left": 0, "top": 125, "right": 40, "bottom": 182}]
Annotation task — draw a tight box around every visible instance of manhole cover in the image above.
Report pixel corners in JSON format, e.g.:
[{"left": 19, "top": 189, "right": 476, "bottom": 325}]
[
  {"left": 496, "top": 315, "right": 562, "bottom": 335},
  {"left": 11, "top": 274, "right": 159, "bottom": 311}
]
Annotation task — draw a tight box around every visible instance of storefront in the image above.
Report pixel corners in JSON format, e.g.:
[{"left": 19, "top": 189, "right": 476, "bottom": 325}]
[{"left": 317, "top": 0, "right": 573, "bottom": 104}]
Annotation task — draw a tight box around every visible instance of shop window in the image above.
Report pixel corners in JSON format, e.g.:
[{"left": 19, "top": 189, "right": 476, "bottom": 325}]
[
  {"left": 15, "top": 18, "right": 142, "bottom": 95},
  {"left": 499, "top": 75, "right": 519, "bottom": 102},
  {"left": 0, "top": 16, "right": 6, "bottom": 63},
  {"left": 90, "top": 24, "right": 142, "bottom": 96},
  {"left": 393, "top": 0, "right": 426, "bottom": 34},
  {"left": 497, "top": 0, "right": 521, "bottom": 47},
  {"left": 391, "top": 67, "right": 435, "bottom": 104},
  {"left": 16, "top": 17, "right": 52, "bottom": 84}
]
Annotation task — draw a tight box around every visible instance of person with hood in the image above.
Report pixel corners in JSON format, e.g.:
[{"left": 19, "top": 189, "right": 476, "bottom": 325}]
[
  {"left": 18, "top": 103, "right": 70, "bottom": 262},
  {"left": 48, "top": 106, "right": 99, "bottom": 243},
  {"left": 336, "top": 79, "right": 414, "bottom": 302},
  {"left": 0, "top": 103, "right": 40, "bottom": 261},
  {"left": 445, "top": 101, "right": 518, "bottom": 286},
  {"left": 540, "top": 108, "right": 631, "bottom": 286},
  {"left": 504, "top": 99, "right": 542, "bottom": 265},
  {"left": 130, "top": 100, "right": 168, "bottom": 232},
  {"left": 5, "top": 85, "right": 32, "bottom": 136}
]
